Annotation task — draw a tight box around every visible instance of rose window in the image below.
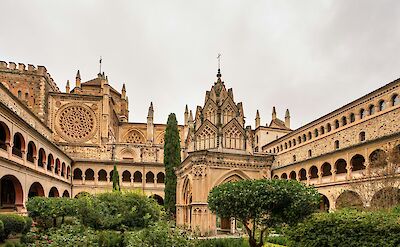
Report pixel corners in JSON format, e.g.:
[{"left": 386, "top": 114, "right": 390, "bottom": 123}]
[{"left": 56, "top": 104, "right": 96, "bottom": 142}]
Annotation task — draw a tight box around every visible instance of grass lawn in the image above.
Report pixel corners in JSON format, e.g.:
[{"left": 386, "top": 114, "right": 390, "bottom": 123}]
[
  {"left": 0, "top": 238, "right": 20, "bottom": 247},
  {"left": 265, "top": 243, "right": 286, "bottom": 247}
]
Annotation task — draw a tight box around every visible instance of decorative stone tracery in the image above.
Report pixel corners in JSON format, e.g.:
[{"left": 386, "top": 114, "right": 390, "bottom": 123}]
[
  {"left": 55, "top": 104, "right": 97, "bottom": 143},
  {"left": 125, "top": 130, "right": 145, "bottom": 144}
]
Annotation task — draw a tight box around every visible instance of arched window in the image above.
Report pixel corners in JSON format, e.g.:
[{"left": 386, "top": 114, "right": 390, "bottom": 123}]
[
  {"left": 334, "top": 140, "right": 340, "bottom": 150},
  {"left": 98, "top": 169, "right": 107, "bottom": 181},
  {"left": 298, "top": 136, "right": 302, "bottom": 144},
  {"left": 309, "top": 166, "right": 318, "bottom": 179},
  {"left": 55, "top": 159, "right": 60, "bottom": 174},
  {"left": 146, "top": 172, "right": 154, "bottom": 183},
  {"left": 299, "top": 169, "right": 307, "bottom": 181},
  {"left": 293, "top": 155, "right": 296, "bottom": 162},
  {"left": 351, "top": 154, "right": 366, "bottom": 171},
  {"left": 369, "top": 105, "right": 375, "bottom": 115},
  {"left": 85, "top": 169, "right": 94, "bottom": 180},
  {"left": 27, "top": 141, "right": 36, "bottom": 163},
  {"left": 17, "top": 90, "right": 22, "bottom": 98},
  {"left": 38, "top": 148, "right": 46, "bottom": 167},
  {"left": 359, "top": 131, "right": 366, "bottom": 142},
  {"left": 47, "top": 154, "right": 54, "bottom": 171},
  {"left": 308, "top": 149, "right": 312, "bottom": 157},
  {"left": 350, "top": 113, "right": 355, "bottom": 123},
  {"left": 322, "top": 163, "right": 332, "bottom": 176},
  {"left": 320, "top": 126, "right": 325, "bottom": 135},
  {"left": 360, "top": 109, "right": 366, "bottom": 119},
  {"left": 122, "top": 170, "right": 131, "bottom": 182},
  {"left": 12, "top": 133, "right": 25, "bottom": 157},
  {"left": 284, "top": 143, "right": 287, "bottom": 149},
  {"left": 392, "top": 94, "right": 399, "bottom": 106},
  {"left": 314, "top": 129, "right": 319, "bottom": 138},
  {"left": 335, "top": 159, "right": 347, "bottom": 174},
  {"left": 342, "top": 116, "right": 347, "bottom": 126},
  {"left": 134, "top": 171, "right": 142, "bottom": 182},
  {"left": 289, "top": 171, "right": 297, "bottom": 180},
  {"left": 369, "top": 149, "right": 387, "bottom": 168},
  {"left": 157, "top": 172, "right": 165, "bottom": 183},
  {"left": 289, "top": 140, "right": 292, "bottom": 148},
  {"left": 273, "top": 175, "right": 279, "bottom": 179},
  {"left": 293, "top": 139, "right": 296, "bottom": 146},
  {"left": 67, "top": 166, "right": 71, "bottom": 179},
  {"left": 335, "top": 120, "right": 340, "bottom": 129},
  {"left": 302, "top": 134, "right": 306, "bottom": 142},
  {"left": 378, "top": 100, "right": 385, "bottom": 111},
  {"left": 281, "top": 173, "right": 287, "bottom": 179},
  {"left": 73, "top": 168, "right": 83, "bottom": 180},
  {"left": 308, "top": 132, "right": 312, "bottom": 140},
  {"left": 0, "top": 122, "right": 10, "bottom": 150},
  {"left": 61, "top": 162, "right": 66, "bottom": 177},
  {"left": 327, "top": 123, "right": 332, "bottom": 132}
]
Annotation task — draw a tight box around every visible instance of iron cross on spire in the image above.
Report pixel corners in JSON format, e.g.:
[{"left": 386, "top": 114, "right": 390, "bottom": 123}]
[
  {"left": 217, "top": 53, "right": 221, "bottom": 70},
  {"left": 99, "top": 56, "right": 102, "bottom": 74}
]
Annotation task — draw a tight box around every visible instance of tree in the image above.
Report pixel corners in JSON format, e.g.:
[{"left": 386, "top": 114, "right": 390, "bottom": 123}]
[
  {"left": 163, "top": 113, "right": 181, "bottom": 217},
  {"left": 208, "top": 179, "right": 320, "bottom": 247},
  {"left": 112, "top": 165, "right": 120, "bottom": 192}
]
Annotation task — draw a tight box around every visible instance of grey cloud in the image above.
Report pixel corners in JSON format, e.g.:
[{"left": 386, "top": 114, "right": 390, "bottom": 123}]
[{"left": 1, "top": 0, "right": 400, "bottom": 129}]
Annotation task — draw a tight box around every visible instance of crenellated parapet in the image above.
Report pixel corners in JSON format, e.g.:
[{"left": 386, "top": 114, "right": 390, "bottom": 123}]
[{"left": 0, "top": 61, "right": 60, "bottom": 93}]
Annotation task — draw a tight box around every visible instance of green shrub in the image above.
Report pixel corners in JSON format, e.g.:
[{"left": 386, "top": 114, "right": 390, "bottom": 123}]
[
  {"left": 26, "top": 197, "right": 77, "bottom": 228},
  {"left": 23, "top": 217, "right": 33, "bottom": 234},
  {"left": 286, "top": 210, "right": 400, "bottom": 247},
  {"left": 195, "top": 237, "right": 249, "bottom": 247},
  {"left": 266, "top": 235, "right": 289, "bottom": 246},
  {"left": 97, "top": 230, "right": 123, "bottom": 247},
  {"left": 22, "top": 221, "right": 98, "bottom": 247},
  {"left": 77, "top": 191, "right": 161, "bottom": 230},
  {"left": 0, "top": 214, "right": 26, "bottom": 241},
  {"left": 124, "top": 221, "right": 192, "bottom": 247},
  {"left": 0, "top": 220, "right": 4, "bottom": 242}
]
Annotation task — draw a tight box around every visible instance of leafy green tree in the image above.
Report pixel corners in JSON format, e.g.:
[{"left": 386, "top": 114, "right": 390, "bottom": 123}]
[
  {"left": 208, "top": 179, "right": 320, "bottom": 247},
  {"left": 112, "top": 165, "right": 120, "bottom": 192},
  {"left": 163, "top": 113, "right": 181, "bottom": 216}
]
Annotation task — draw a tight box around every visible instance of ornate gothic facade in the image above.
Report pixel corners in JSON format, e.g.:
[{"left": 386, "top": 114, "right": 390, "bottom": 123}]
[{"left": 0, "top": 60, "right": 399, "bottom": 236}]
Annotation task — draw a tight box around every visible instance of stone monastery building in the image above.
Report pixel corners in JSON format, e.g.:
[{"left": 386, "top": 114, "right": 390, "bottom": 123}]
[{"left": 0, "top": 60, "right": 399, "bottom": 235}]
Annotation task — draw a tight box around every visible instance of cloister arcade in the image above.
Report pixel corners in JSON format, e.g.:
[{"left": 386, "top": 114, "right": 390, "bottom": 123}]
[
  {"left": 72, "top": 167, "right": 165, "bottom": 186},
  {"left": 272, "top": 144, "right": 400, "bottom": 211},
  {"left": 0, "top": 116, "right": 72, "bottom": 212}
]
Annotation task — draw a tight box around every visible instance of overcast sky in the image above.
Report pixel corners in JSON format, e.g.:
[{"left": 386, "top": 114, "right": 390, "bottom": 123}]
[{"left": 1, "top": 1, "right": 400, "bottom": 129}]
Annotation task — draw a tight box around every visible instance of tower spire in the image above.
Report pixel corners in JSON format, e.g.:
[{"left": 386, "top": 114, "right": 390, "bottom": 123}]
[
  {"left": 75, "top": 70, "right": 81, "bottom": 88},
  {"left": 272, "top": 106, "right": 277, "bottom": 120}
]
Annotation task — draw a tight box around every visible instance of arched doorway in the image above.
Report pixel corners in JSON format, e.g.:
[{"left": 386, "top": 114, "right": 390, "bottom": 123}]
[
  {"left": 370, "top": 187, "right": 400, "bottom": 209},
  {"left": 320, "top": 194, "right": 330, "bottom": 212},
  {"left": 28, "top": 182, "right": 45, "bottom": 198},
  {"left": 182, "top": 177, "right": 192, "bottom": 228},
  {"left": 62, "top": 190, "right": 70, "bottom": 198},
  {"left": 150, "top": 194, "right": 164, "bottom": 205},
  {"left": 0, "top": 175, "right": 23, "bottom": 211},
  {"left": 336, "top": 190, "right": 363, "bottom": 209},
  {"left": 48, "top": 187, "right": 59, "bottom": 197}
]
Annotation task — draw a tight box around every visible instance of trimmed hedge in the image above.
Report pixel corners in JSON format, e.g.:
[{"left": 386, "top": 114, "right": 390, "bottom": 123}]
[
  {"left": 0, "top": 214, "right": 27, "bottom": 241},
  {"left": 286, "top": 210, "right": 400, "bottom": 247}
]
